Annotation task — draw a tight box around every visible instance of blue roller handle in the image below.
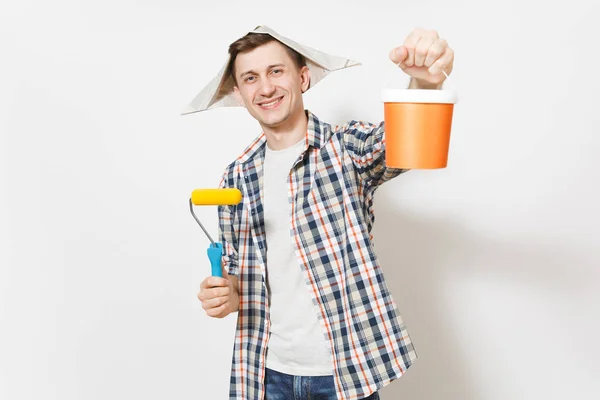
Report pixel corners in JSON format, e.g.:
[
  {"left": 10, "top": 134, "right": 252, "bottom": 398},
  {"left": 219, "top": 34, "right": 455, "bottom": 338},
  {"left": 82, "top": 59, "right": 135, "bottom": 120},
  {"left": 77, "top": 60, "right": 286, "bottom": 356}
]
[{"left": 207, "top": 242, "right": 223, "bottom": 277}]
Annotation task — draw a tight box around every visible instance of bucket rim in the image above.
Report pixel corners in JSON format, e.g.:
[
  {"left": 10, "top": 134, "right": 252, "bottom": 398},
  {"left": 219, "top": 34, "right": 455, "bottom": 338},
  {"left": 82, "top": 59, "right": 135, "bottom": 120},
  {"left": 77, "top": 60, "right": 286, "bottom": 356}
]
[{"left": 381, "top": 88, "right": 458, "bottom": 104}]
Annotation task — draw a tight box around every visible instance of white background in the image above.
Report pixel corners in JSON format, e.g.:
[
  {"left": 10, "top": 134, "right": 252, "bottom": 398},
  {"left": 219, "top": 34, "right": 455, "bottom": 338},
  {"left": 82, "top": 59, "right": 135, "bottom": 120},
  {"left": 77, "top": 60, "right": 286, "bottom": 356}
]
[{"left": 1, "top": 1, "right": 599, "bottom": 399}]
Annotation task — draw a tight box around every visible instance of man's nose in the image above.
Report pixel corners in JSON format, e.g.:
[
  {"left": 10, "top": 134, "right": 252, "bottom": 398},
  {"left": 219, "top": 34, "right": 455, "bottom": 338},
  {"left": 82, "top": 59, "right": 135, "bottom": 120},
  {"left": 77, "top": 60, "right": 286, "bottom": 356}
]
[{"left": 258, "top": 78, "right": 276, "bottom": 97}]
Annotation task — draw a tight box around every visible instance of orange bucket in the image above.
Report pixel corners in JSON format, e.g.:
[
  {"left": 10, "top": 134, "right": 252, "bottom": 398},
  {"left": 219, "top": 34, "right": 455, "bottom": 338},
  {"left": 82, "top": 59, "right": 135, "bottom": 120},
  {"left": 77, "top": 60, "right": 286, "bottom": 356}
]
[{"left": 382, "top": 89, "right": 458, "bottom": 169}]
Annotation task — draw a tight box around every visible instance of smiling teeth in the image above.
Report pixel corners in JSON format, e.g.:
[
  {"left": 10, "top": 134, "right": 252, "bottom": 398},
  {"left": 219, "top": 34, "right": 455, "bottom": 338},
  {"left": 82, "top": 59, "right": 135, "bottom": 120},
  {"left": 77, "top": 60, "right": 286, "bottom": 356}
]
[{"left": 261, "top": 98, "right": 280, "bottom": 107}]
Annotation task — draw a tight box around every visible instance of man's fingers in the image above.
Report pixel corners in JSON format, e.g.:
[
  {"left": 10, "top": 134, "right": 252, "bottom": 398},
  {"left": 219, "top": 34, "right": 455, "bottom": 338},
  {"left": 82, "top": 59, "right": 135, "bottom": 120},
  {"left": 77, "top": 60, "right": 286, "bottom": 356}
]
[
  {"left": 206, "top": 302, "right": 228, "bottom": 318},
  {"left": 221, "top": 263, "right": 230, "bottom": 280},
  {"left": 201, "top": 296, "right": 229, "bottom": 310},
  {"left": 424, "top": 39, "right": 447, "bottom": 68},
  {"left": 208, "top": 286, "right": 231, "bottom": 299},
  {"left": 389, "top": 46, "right": 408, "bottom": 65},
  {"left": 429, "top": 47, "right": 454, "bottom": 75},
  {"left": 197, "top": 285, "right": 231, "bottom": 301},
  {"left": 200, "top": 276, "right": 229, "bottom": 290},
  {"left": 402, "top": 29, "right": 423, "bottom": 67},
  {"left": 414, "top": 37, "right": 435, "bottom": 67},
  {"left": 403, "top": 28, "right": 441, "bottom": 68}
]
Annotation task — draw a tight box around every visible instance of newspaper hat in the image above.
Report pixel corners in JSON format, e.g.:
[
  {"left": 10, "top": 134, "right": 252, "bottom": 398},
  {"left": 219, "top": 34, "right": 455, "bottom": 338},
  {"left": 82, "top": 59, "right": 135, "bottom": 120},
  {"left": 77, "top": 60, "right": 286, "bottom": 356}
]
[{"left": 181, "top": 25, "right": 361, "bottom": 115}]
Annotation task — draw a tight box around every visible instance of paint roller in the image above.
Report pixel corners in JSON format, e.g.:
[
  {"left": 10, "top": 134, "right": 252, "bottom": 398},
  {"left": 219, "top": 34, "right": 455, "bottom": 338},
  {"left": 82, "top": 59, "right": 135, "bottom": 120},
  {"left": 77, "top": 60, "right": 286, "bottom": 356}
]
[{"left": 189, "top": 188, "right": 242, "bottom": 277}]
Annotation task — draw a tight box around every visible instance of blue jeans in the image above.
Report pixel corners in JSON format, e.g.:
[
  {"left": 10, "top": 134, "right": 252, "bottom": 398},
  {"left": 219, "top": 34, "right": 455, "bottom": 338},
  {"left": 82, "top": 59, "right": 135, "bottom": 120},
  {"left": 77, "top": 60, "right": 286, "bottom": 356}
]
[{"left": 265, "top": 368, "right": 380, "bottom": 400}]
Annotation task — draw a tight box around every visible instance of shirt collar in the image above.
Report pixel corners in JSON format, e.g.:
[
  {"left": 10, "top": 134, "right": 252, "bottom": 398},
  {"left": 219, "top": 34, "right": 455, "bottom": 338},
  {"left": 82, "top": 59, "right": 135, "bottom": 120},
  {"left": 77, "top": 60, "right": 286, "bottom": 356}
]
[{"left": 237, "top": 109, "right": 327, "bottom": 164}]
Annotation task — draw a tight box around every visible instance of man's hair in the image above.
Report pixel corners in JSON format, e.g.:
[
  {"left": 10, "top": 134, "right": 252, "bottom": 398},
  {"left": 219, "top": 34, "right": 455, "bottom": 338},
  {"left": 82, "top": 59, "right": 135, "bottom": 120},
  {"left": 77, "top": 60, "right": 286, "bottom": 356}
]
[{"left": 226, "top": 33, "right": 307, "bottom": 85}]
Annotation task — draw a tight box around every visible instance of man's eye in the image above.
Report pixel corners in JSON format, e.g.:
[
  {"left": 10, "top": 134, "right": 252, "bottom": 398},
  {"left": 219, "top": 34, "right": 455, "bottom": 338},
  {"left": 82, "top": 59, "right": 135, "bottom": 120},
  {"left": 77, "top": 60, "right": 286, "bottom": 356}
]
[
  {"left": 272, "top": 69, "right": 282, "bottom": 74},
  {"left": 245, "top": 76, "right": 255, "bottom": 83}
]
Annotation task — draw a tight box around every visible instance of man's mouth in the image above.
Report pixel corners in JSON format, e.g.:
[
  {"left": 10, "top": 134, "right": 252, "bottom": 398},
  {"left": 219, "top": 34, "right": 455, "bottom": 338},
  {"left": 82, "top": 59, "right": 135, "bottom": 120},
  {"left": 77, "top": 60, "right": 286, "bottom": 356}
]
[{"left": 257, "top": 96, "right": 283, "bottom": 110}]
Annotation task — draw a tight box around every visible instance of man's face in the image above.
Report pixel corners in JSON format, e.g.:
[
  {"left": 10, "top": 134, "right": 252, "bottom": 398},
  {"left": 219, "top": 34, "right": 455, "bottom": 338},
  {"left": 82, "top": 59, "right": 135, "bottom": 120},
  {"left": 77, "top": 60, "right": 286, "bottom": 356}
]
[{"left": 233, "top": 41, "right": 310, "bottom": 129}]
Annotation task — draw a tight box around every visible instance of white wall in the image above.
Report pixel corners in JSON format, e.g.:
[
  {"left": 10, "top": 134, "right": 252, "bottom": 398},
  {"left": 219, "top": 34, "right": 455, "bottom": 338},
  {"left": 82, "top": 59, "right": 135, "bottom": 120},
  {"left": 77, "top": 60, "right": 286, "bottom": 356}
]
[{"left": 1, "top": 1, "right": 599, "bottom": 399}]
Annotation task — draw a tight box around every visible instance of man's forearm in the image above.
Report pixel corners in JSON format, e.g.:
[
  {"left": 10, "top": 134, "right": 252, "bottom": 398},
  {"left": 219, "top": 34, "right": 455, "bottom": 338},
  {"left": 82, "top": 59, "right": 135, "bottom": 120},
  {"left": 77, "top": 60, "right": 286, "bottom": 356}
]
[{"left": 409, "top": 77, "right": 443, "bottom": 90}]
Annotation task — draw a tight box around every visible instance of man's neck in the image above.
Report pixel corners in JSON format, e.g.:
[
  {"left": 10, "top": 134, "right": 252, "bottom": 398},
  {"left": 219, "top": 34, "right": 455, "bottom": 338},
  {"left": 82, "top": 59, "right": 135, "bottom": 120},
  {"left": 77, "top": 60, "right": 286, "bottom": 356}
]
[{"left": 262, "top": 110, "right": 308, "bottom": 151}]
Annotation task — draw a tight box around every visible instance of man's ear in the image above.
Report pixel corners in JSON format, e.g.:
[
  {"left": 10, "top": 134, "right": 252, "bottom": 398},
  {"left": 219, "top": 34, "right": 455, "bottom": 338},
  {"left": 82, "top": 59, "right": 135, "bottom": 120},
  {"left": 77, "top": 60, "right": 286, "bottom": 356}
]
[
  {"left": 300, "top": 66, "right": 311, "bottom": 94},
  {"left": 233, "top": 86, "right": 245, "bottom": 107}
]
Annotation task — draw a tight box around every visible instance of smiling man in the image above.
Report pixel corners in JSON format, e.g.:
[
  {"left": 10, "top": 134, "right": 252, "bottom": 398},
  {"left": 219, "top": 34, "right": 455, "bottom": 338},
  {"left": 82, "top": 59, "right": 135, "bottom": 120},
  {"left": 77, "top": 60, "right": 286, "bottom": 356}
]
[
  {"left": 230, "top": 39, "right": 311, "bottom": 151},
  {"left": 196, "top": 26, "right": 454, "bottom": 400}
]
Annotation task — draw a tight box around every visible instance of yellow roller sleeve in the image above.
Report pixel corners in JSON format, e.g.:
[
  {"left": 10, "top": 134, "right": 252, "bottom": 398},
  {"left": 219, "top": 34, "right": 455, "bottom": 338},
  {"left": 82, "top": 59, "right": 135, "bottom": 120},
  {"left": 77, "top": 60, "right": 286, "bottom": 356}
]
[{"left": 190, "top": 188, "right": 242, "bottom": 206}]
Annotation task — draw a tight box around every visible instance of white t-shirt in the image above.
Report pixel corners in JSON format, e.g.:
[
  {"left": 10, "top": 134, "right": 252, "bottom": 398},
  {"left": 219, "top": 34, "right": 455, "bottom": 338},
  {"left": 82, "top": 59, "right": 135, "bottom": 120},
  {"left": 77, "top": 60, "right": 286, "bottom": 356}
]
[{"left": 262, "top": 138, "right": 333, "bottom": 376}]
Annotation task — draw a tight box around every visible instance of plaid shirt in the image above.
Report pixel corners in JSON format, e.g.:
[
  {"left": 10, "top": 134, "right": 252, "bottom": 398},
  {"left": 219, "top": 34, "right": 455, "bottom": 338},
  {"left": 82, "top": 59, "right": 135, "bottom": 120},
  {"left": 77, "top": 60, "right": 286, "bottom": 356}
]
[{"left": 217, "top": 110, "right": 418, "bottom": 400}]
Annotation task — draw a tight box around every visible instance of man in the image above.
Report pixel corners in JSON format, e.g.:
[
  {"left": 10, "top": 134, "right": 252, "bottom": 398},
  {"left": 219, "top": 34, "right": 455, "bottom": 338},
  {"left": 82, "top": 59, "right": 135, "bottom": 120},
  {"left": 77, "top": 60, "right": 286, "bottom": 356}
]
[{"left": 196, "top": 26, "right": 454, "bottom": 400}]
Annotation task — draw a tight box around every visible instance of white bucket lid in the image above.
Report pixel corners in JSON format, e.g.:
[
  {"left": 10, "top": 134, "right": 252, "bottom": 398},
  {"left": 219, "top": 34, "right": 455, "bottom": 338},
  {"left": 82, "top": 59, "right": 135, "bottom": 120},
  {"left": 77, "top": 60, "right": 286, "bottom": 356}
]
[{"left": 381, "top": 88, "right": 458, "bottom": 104}]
